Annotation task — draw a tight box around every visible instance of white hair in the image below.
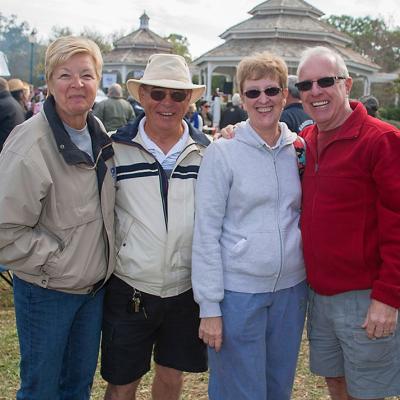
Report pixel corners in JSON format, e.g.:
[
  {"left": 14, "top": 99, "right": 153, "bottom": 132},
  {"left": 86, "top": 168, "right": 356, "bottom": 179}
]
[
  {"left": 287, "top": 75, "right": 300, "bottom": 99},
  {"left": 108, "top": 83, "right": 123, "bottom": 98},
  {"left": 297, "top": 46, "right": 349, "bottom": 78},
  {"left": 231, "top": 93, "right": 241, "bottom": 106}
]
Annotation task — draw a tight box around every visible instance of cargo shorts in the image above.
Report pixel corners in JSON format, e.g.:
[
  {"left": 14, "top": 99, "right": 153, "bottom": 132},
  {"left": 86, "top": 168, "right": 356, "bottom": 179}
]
[{"left": 307, "top": 288, "right": 400, "bottom": 399}]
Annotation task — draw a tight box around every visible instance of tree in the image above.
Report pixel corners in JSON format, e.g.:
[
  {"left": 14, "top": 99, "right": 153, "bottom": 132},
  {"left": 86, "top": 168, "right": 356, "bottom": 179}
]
[
  {"left": 0, "top": 13, "right": 31, "bottom": 80},
  {"left": 49, "top": 26, "right": 73, "bottom": 41},
  {"left": 80, "top": 28, "right": 112, "bottom": 54},
  {"left": 165, "top": 33, "right": 192, "bottom": 62},
  {"left": 0, "top": 13, "right": 45, "bottom": 84},
  {"left": 326, "top": 15, "right": 400, "bottom": 72},
  {"left": 49, "top": 26, "right": 112, "bottom": 54}
]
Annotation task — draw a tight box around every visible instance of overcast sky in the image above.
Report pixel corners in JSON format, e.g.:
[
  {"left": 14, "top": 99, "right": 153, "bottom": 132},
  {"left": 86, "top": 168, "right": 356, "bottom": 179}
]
[{"left": 2, "top": 0, "right": 400, "bottom": 58}]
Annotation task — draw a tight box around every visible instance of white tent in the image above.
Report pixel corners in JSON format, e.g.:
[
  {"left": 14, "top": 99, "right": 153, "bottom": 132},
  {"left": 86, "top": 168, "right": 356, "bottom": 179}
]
[{"left": 0, "top": 51, "right": 10, "bottom": 77}]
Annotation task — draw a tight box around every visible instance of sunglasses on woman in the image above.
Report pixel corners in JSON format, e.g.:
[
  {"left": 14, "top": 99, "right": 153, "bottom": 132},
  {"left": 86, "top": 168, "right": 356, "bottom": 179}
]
[
  {"left": 149, "top": 88, "right": 188, "bottom": 102},
  {"left": 244, "top": 87, "right": 282, "bottom": 99},
  {"left": 295, "top": 76, "right": 346, "bottom": 92}
]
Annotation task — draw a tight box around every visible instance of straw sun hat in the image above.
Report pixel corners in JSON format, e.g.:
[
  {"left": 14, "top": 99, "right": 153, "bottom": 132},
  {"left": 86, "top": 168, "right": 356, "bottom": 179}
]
[
  {"left": 127, "top": 53, "right": 205, "bottom": 104},
  {"left": 8, "top": 78, "right": 25, "bottom": 92}
]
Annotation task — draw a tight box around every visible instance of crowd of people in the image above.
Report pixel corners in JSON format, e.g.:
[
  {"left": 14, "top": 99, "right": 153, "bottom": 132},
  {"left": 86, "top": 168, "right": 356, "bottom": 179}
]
[
  {"left": 0, "top": 34, "right": 399, "bottom": 400},
  {"left": 0, "top": 78, "right": 47, "bottom": 150}
]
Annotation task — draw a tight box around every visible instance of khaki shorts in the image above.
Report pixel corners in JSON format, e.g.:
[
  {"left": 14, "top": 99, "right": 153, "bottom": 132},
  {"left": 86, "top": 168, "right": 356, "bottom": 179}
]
[{"left": 307, "top": 288, "right": 400, "bottom": 399}]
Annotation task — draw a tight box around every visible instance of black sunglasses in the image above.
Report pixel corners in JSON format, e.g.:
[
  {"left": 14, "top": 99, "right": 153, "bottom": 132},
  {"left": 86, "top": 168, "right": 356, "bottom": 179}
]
[
  {"left": 295, "top": 76, "right": 346, "bottom": 92},
  {"left": 149, "top": 88, "right": 188, "bottom": 102},
  {"left": 244, "top": 87, "right": 282, "bottom": 99}
]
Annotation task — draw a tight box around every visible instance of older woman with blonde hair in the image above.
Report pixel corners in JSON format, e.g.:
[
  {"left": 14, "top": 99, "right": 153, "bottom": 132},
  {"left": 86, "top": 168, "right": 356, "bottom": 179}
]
[
  {"left": 192, "top": 52, "right": 307, "bottom": 400},
  {"left": 0, "top": 36, "right": 115, "bottom": 399}
]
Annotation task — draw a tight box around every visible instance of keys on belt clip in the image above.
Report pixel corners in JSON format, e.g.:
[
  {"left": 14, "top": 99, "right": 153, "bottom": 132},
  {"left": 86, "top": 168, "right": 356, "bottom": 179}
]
[{"left": 131, "top": 288, "right": 148, "bottom": 318}]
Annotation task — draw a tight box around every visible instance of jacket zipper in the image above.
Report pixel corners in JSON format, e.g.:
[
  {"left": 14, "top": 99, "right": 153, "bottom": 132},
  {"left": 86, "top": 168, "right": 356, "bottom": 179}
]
[{"left": 112, "top": 138, "right": 202, "bottom": 232}]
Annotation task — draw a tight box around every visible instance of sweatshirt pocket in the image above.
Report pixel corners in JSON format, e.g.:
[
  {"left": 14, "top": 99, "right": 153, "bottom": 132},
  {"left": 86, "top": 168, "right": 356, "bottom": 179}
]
[{"left": 226, "top": 232, "right": 280, "bottom": 277}]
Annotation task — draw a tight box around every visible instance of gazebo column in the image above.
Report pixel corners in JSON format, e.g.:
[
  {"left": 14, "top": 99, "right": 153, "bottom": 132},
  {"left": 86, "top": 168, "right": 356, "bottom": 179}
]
[
  {"left": 121, "top": 65, "right": 128, "bottom": 83},
  {"left": 363, "top": 75, "right": 371, "bottom": 95},
  {"left": 206, "top": 64, "right": 213, "bottom": 100},
  {"left": 199, "top": 68, "right": 205, "bottom": 85}
]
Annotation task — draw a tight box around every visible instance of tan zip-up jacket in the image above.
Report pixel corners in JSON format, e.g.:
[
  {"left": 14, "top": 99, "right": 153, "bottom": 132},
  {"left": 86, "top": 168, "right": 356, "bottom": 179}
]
[
  {"left": 111, "top": 114, "right": 209, "bottom": 297},
  {"left": 0, "top": 97, "right": 115, "bottom": 294}
]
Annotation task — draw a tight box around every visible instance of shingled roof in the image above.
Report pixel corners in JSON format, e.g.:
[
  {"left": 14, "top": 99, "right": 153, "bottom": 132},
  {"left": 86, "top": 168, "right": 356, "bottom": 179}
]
[
  {"left": 103, "top": 12, "right": 172, "bottom": 66},
  {"left": 193, "top": 0, "right": 379, "bottom": 73}
]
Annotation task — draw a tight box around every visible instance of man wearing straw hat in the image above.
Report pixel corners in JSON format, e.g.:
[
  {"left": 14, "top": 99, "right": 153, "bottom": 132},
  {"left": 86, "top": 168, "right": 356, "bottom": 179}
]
[{"left": 101, "top": 54, "right": 209, "bottom": 400}]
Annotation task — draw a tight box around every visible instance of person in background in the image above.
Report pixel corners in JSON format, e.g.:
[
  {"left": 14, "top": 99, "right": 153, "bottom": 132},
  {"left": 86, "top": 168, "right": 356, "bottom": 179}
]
[
  {"left": 101, "top": 53, "right": 208, "bottom": 400},
  {"left": 23, "top": 82, "right": 34, "bottom": 119},
  {"left": 192, "top": 51, "right": 307, "bottom": 400},
  {"left": 8, "top": 78, "right": 29, "bottom": 118},
  {"left": 0, "top": 77, "right": 25, "bottom": 151},
  {"left": 31, "top": 92, "right": 44, "bottom": 115},
  {"left": 280, "top": 75, "right": 313, "bottom": 133},
  {"left": 211, "top": 88, "right": 222, "bottom": 130},
  {"left": 186, "top": 103, "right": 203, "bottom": 130},
  {"left": 359, "top": 94, "right": 380, "bottom": 118},
  {"left": 0, "top": 36, "right": 115, "bottom": 400},
  {"left": 297, "top": 46, "right": 400, "bottom": 400},
  {"left": 127, "top": 95, "right": 144, "bottom": 116},
  {"left": 219, "top": 92, "right": 247, "bottom": 129},
  {"left": 93, "top": 83, "right": 134, "bottom": 132},
  {"left": 199, "top": 100, "right": 213, "bottom": 127}
]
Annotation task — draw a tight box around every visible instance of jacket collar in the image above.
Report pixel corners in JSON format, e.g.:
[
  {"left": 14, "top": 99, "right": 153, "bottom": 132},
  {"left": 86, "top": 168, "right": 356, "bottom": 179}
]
[
  {"left": 303, "top": 101, "right": 367, "bottom": 153},
  {"left": 111, "top": 113, "right": 210, "bottom": 148},
  {"left": 43, "top": 95, "right": 113, "bottom": 165}
]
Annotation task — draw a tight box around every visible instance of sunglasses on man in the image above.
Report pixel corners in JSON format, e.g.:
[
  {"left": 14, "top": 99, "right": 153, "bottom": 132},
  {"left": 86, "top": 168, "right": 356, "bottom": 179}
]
[
  {"left": 148, "top": 88, "right": 189, "bottom": 102},
  {"left": 244, "top": 87, "right": 282, "bottom": 99},
  {"left": 295, "top": 76, "right": 346, "bottom": 92}
]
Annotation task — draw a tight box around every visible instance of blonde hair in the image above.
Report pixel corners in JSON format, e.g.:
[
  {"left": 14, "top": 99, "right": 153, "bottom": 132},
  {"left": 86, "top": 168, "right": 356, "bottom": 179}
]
[
  {"left": 45, "top": 36, "right": 103, "bottom": 84},
  {"left": 236, "top": 52, "right": 288, "bottom": 94}
]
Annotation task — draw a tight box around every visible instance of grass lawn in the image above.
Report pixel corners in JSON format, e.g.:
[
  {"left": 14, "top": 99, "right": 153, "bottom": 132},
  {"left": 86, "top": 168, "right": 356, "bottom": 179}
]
[{"left": 1, "top": 279, "right": 399, "bottom": 400}]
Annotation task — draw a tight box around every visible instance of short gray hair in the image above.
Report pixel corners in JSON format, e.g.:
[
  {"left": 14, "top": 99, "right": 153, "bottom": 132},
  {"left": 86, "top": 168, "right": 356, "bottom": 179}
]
[
  {"left": 297, "top": 46, "right": 349, "bottom": 78},
  {"left": 108, "top": 83, "right": 123, "bottom": 98},
  {"left": 231, "top": 93, "right": 241, "bottom": 106},
  {"left": 287, "top": 75, "right": 300, "bottom": 99}
]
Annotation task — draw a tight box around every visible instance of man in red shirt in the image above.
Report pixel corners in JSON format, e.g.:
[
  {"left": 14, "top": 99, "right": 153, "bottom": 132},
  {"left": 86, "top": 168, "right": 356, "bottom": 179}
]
[{"left": 297, "top": 46, "right": 400, "bottom": 400}]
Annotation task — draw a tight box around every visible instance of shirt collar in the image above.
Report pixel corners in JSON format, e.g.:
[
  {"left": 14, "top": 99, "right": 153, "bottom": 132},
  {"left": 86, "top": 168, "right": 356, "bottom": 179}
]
[{"left": 138, "top": 116, "right": 189, "bottom": 165}]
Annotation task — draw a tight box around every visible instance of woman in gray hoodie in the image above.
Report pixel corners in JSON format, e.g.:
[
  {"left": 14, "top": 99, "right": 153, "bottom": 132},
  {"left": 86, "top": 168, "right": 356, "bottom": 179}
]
[{"left": 192, "top": 52, "right": 307, "bottom": 400}]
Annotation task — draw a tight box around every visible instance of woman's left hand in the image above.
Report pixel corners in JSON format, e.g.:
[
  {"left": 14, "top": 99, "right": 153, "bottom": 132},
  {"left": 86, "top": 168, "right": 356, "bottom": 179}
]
[{"left": 199, "top": 317, "right": 223, "bottom": 352}]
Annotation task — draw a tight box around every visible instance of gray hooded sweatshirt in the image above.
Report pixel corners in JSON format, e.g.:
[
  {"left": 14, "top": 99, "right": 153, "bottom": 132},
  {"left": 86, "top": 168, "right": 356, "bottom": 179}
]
[{"left": 192, "top": 120, "right": 305, "bottom": 318}]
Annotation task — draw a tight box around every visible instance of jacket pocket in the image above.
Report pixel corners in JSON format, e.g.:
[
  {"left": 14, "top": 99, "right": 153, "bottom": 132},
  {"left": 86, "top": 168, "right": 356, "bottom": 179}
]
[
  {"left": 41, "top": 225, "right": 80, "bottom": 278},
  {"left": 38, "top": 224, "right": 70, "bottom": 262},
  {"left": 115, "top": 207, "right": 134, "bottom": 256}
]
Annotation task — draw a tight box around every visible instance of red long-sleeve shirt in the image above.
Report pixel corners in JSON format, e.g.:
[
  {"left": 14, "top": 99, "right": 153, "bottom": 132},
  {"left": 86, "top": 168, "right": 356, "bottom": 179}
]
[{"left": 301, "top": 102, "right": 400, "bottom": 308}]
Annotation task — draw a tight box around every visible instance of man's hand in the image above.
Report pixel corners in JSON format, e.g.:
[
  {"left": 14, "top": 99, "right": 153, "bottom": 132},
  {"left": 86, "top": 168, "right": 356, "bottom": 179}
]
[
  {"left": 199, "top": 317, "right": 223, "bottom": 352},
  {"left": 362, "top": 299, "right": 398, "bottom": 339},
  {"left": 215, "top": 124, "right": 236, "bottom": 140}
]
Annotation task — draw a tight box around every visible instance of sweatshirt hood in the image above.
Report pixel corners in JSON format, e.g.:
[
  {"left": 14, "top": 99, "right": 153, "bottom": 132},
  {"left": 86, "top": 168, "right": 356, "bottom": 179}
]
[{"left": 234, "top": 120, "right": 298, "bottom": 149}]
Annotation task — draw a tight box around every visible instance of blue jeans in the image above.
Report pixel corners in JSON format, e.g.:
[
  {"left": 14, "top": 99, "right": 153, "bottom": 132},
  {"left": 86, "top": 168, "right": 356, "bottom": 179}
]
[
  {"left": 208, "top": 281, "right": 307, "bottom": 400},
  {"left": 13, "top": 275, "right": 105, "bottom": 400}
]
